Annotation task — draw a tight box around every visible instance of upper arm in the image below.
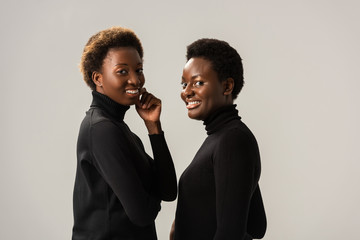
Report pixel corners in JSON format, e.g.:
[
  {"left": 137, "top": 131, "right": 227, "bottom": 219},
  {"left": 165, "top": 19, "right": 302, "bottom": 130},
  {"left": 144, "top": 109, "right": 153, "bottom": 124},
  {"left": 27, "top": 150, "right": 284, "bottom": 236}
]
[
  {"left": 213, "top": 130, "right": 259, "bottom": 239},
  {"left": 90, "top": 120, "right": 160, "bottom": 226}
]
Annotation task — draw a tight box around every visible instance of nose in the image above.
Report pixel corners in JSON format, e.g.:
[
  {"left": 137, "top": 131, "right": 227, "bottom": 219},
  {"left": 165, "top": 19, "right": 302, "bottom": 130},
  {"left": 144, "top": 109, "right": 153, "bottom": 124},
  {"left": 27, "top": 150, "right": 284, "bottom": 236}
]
[
  {"left": 182, "top": 83, "right": 194, "bottom": 98},
  {"left": 127, "top": 72, "right": 141, "bottom": 86}
]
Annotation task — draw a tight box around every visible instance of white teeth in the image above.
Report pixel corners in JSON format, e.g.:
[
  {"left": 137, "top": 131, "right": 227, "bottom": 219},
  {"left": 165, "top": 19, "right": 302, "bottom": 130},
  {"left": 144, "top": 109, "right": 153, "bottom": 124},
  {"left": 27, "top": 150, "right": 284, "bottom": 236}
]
[
  {"left": 126, "top": 89, "right": 139, "bottom": 94},
  {"left": 188, "top": 101, "right": 200, "bottom": 105}
]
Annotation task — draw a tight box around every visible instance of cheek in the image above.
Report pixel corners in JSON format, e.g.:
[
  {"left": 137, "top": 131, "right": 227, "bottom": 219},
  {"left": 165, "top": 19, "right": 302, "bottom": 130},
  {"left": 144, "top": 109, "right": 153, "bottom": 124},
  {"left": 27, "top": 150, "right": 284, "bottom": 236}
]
[
  {"left": 199, "top": 88, "right": 219, "bottom": 104},
  {"left": 140, "top": 76, "right": 145, "bottom": 87},
  {"left": 197, "top": 88, "right": 208, "bottom": 100},
  {"left": 180, "top": 91, "right": 186, "bottom": 102}
]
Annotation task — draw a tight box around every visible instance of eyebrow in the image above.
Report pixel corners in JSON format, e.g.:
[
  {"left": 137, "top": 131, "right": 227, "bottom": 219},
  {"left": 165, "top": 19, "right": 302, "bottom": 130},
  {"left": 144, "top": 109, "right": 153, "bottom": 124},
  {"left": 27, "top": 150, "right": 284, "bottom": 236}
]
[
  {"left": 114, "top": 63, "right": 143, "bottom": 67},
  {"left": 114, "top": 63, "right": 128, "bottom": 67},
  {"left": 182, "top": 74, "right": 202, "bottom": 80}
]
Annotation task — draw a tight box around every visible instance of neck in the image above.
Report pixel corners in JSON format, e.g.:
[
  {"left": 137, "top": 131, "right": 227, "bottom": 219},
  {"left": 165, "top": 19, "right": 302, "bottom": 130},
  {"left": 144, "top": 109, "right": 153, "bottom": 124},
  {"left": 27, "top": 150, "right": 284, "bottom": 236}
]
[
  {"left": 203, "top": 104, "right": 240, "bottom": 135},
  {"left": 91, "top": 91, "right": 130, "bottom": 121}
]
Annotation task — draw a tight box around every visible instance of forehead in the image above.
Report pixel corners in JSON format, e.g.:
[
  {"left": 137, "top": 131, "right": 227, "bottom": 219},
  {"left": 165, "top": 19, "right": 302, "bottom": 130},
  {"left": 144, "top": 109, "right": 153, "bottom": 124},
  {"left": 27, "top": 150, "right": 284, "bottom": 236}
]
[
  {"left": 183, "top": 57, "right": 217, "bottom": 79},
  {"left": 184, "top": 57, "right": 212, "bottom": 71},
  {"left": 104, "top": 47, "right": 142, "bottom": 65}
]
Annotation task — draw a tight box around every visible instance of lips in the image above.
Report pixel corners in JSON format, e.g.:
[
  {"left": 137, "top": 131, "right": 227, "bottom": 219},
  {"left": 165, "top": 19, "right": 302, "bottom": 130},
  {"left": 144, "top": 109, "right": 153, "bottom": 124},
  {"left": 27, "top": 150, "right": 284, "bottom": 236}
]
[
  {"left": 186, "top": 100, "right": 201, "bottom": 109},
  {"left": 125, "top": 88, "right": 139, "bottom": 96}
]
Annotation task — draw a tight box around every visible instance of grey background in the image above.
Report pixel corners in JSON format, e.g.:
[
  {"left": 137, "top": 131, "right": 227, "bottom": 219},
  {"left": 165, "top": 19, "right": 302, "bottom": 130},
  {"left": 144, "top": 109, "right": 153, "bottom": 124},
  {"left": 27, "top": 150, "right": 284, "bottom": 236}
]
[{"left": 1, "top": 0, "right": 359, "bottom": 239}]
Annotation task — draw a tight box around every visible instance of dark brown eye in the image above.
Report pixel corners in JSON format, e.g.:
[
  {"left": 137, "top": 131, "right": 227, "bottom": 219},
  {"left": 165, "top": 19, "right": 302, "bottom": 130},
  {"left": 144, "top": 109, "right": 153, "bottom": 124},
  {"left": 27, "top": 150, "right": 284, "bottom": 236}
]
[
  {"left": 194, "top": 81, "right": 204, "bottom": 86},
  {"left": 117, "top": 69, "right": 128, "bottom": 75}
]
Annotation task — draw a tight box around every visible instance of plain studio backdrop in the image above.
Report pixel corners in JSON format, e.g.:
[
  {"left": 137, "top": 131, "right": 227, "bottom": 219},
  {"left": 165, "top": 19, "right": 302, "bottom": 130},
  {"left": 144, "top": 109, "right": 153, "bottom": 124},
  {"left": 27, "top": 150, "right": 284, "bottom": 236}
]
[{"left": 1, "top": 0, "right": 359, "bottom": 239}]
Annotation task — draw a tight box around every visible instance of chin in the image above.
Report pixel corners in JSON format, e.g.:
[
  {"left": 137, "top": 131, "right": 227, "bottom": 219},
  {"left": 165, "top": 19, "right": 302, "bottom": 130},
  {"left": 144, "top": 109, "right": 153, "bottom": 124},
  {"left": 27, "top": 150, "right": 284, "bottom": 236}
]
[
  {"left": 123, "top": 97, "right": 139, "bottom": 106},
  {"left": 187, "top": 111, "right": 203, "bottom": 121}
]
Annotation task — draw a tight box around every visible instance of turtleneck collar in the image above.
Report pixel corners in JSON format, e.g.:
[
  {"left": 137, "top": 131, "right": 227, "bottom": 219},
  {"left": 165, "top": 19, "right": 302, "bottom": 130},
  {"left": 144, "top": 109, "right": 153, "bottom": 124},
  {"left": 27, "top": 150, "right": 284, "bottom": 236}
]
[
  {"left": 203, "top": 104, "right": 241, "bottom": 135},
  {"left": 91, "top": 91, "right": 130, "bottom": 121}
]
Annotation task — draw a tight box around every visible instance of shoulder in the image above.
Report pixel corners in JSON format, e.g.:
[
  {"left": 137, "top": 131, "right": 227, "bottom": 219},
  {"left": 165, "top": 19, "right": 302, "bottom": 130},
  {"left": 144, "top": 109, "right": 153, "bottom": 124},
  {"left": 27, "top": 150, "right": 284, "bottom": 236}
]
[
  {"left": 85, "top": 108, "right": 125, "bottom": 139},
  {"left": 88, "top": 108, "right": 143, "bottom": 146},
  {"left": 216, "top": 121, "right": 257, "bottom": 146},
  {"left": 212, "top": 124, "right": 260, "bottom": 170},
  {"left": 88, "top": 107, "right": 112, "bottom": 125},
  {"left": 212, "top": 122, "right": 259, "bottom": 160}
]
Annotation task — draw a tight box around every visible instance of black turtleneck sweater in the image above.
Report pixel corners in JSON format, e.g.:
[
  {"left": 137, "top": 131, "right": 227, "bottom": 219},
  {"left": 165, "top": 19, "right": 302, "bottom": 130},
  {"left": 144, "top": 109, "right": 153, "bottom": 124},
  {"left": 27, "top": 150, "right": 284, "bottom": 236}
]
[
  {"left": 174, "top": 105, "right": 266, "bottom": 240},
  {"left": 72, "top": 91, "right": 177, "bottom": 240}
]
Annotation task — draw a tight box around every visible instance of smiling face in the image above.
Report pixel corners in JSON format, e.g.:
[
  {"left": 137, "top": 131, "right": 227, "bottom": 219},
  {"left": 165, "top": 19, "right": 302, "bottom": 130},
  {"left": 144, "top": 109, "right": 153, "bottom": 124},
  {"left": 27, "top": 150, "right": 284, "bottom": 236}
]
[
  {"left": 93, "top": 47, "right": 145, "bottom": 106},
  {"left": 181, "top": 57, "right": 234, "bottom": 120}
]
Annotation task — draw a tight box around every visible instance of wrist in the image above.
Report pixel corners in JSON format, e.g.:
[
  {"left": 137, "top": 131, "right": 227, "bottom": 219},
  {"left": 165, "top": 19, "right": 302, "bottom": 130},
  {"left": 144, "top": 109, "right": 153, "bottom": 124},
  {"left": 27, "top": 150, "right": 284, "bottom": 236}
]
[{"left": 145, "top": 120, "right": 162, "bottom": 134}]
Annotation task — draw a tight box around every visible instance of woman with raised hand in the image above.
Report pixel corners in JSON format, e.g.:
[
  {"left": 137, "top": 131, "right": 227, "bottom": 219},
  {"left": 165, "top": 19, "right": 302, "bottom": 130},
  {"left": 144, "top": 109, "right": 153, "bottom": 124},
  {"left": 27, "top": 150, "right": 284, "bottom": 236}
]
[
  {"left": 171, "top": 38, "right": 266, "bottom": 240},
  {"left": 72, "top": 27, "right": 177, "bottom": 240}
]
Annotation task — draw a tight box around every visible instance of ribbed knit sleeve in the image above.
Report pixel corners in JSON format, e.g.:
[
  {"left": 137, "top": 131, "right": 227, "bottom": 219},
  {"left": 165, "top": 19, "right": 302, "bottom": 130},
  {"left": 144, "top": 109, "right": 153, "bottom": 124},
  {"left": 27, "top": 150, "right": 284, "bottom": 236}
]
[
  {"left": 149, "top": 132, "right": 177, "bottom": 201},
  {"left": 213, "top": 129, "right": 259, "bottom": 239}
]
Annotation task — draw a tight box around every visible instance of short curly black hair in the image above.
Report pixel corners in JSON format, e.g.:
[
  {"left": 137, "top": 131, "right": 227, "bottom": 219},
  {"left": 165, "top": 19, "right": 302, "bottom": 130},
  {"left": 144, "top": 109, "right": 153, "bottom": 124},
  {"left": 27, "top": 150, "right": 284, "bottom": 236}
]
[
  {"left": 80, "top": 26, "right": 143, "bottom": 90},
  {"left": 186, "top": 38, "right": 244, "bottom": 99}
]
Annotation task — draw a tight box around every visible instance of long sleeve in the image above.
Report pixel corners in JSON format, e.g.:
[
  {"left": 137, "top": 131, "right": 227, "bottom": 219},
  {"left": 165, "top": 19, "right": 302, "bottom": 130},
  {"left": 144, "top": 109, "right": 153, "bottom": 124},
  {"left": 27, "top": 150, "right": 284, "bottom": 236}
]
[
  {"left": 149, "top": 133, "right": 177, "bottom": 201},
  {"left": 213, "top": 129, "right": 260, "bottom": 240},
  {"left": 90, "top": 120, "right": 161, "bottom": 227},
  {"left": 247, "top": 185, "right": 267, "bottom": 238}
]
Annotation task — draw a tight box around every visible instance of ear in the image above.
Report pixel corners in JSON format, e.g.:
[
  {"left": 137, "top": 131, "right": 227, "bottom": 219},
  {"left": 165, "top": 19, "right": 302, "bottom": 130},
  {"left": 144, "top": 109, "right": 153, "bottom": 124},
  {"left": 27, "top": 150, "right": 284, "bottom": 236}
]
[
  {"left": 223, "top": 78, "right": 234, "bottom": 96},
  {"left": 92, "top": 71, "right": 103, "bottom": 88}
]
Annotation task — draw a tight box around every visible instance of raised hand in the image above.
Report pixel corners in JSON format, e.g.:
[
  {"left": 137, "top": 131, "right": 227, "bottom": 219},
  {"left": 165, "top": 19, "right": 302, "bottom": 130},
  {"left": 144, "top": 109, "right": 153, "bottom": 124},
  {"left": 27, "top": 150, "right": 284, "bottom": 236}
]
[{"left": 136, "top": 88, "right": 162, "bottom": 134}]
